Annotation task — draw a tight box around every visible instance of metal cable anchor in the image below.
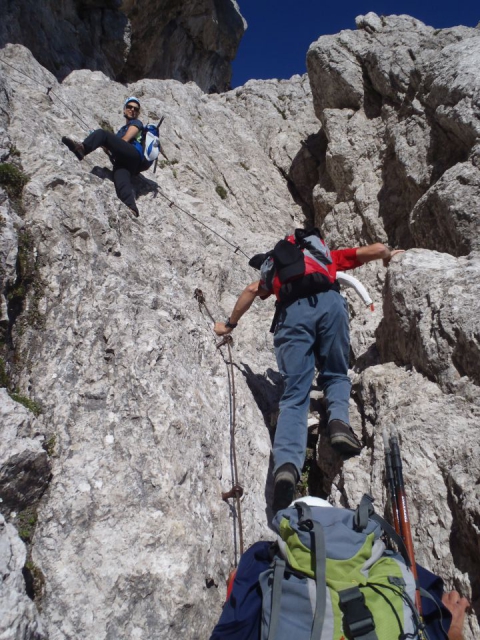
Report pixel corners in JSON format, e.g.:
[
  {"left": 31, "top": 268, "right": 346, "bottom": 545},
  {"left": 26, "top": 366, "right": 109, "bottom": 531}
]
[{"left": 222, "top": 485, "right": 244, "bottom": 501}]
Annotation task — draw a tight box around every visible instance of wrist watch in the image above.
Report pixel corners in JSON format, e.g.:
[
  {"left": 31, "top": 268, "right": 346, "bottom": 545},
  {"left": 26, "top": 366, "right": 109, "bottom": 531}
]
[{"left": 225, "top": 318, "right": 238, "bottom": 329}]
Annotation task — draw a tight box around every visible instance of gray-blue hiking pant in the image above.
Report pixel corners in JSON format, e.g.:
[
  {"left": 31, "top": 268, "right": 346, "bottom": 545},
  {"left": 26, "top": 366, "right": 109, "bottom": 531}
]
[{"left": 273, "top": 290, "right": 351, "bottom": 477}]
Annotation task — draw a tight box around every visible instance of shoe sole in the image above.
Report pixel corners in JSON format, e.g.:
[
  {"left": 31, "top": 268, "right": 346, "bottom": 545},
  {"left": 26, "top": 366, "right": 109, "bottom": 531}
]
[{"left": 330, "top": 433, "right": 362, "bottom": 455}]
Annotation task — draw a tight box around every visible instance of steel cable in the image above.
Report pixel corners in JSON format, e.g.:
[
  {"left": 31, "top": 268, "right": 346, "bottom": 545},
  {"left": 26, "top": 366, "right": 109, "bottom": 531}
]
[
  {"left": 0, "top": 57, "right": 252, "bottom": 262},
  {"left": 194, "top": 289, "right": 244, "bottom": 563}
]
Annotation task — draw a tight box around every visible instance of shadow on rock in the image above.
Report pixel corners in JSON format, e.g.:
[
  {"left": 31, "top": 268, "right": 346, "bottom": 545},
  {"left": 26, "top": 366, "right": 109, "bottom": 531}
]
[
  {"left": 240, "top": 364, "right": 283, "bottom": 437},
  {"left": 238, "top": 363, "right": 283, "bottom": 526},
  {"left": 90, "top": 166, "right": 159, "bottom": 199},
  {"left": 90, "top": 165, "right": 113, "bottom": 182},
  {"left": 288, "top": 129, "right": 333, "bottom": 221},
  {"left": 264, "top": 454, "right": 276, "bottom": 528},
  {"left": 316, "top": 430, "right": 352, "bottom": 503},
  {"left": 353, "top": 344, "right": 381, "bottom": 373},
  {"left": 133, "top": 172, "right": 160, "bottom": 198}
]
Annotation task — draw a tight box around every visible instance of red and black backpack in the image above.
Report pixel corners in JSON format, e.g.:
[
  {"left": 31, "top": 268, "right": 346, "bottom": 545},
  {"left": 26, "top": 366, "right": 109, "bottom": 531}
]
[{"left": 249, "top": 228, "right": 339, "bottom": 302}]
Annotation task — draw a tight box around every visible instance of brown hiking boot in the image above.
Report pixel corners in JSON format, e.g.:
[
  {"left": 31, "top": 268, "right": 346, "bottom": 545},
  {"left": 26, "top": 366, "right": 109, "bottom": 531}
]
[
  {"left": 328, "top": 420, "right": 363, "bottom": 455},
  {"left": 62, "top": 137, "right": 85, "bottom": 160}
]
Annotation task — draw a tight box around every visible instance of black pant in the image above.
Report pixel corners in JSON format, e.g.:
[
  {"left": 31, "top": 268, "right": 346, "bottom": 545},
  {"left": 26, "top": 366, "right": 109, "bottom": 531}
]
[{"left": 83, "top": 130, "right": 142, "bottom": 212}]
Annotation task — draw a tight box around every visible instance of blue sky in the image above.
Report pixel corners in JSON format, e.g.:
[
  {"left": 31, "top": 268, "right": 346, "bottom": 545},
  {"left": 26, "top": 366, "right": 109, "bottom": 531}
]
[{"left": 232, "top": 1, "right": 479, "bottom": 87}]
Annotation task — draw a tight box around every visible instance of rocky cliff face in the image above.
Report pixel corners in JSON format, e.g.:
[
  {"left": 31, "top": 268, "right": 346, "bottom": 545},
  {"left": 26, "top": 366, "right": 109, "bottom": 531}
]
[
  {"left": 0, "top": 11, "right": 479, "bottom": 640},
  {"left": 0, "top": 0, "right": 245, "bottom": 92},
  {"left": 305, "top": 13, "right": 480, "bottom": 639}
]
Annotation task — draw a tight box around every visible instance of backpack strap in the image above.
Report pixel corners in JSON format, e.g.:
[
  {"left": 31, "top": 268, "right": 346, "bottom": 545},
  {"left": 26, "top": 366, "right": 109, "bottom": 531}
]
[
  {"left": 296, "top": 502, "right": 327, "bottom": 640},
  {"left": 338, "top": 587, "right": 379, "bottom": 640},
  {"left": 354, "top": 494, "right": 412, "bottom": 568},
  {"left": 354, "top": 494, "right": 375, "bottom": 531},
  {"left": 267, "top": 557, "right": 286, "bottom": 640},
  {"left": 370, "top": 513, "right": 412, "bottom": 569},
  {"left": 294, "top": 227, "right": 323, "bottom": 243},
  {"left": 269, "top": 301, "right": 283, "bottom": 334},
  {"left": 419, "top": 588, "right": 448, "bottom": 640},
  {"left": 269, "top": 299, "right": 298, "bottom": 334}
]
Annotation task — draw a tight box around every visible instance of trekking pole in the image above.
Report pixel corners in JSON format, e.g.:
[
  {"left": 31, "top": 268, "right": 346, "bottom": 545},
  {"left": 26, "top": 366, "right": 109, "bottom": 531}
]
[
  {"left": 383, "top": 429, "right": 400, "bottom": 536},
  {"left": 389, "top": 428, "right": 423, "bottom": 615}
]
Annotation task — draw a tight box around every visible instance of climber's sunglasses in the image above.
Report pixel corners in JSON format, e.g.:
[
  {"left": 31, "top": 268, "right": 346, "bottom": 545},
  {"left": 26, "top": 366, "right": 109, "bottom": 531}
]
[{"left": 125, "top": 104, "right": 139, "bottom": 112}]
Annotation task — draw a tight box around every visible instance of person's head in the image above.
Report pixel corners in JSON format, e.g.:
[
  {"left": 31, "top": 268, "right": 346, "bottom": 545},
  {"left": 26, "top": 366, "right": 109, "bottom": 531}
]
[{"left": 123, "top": 96, "right": 141, "bottom": 119}]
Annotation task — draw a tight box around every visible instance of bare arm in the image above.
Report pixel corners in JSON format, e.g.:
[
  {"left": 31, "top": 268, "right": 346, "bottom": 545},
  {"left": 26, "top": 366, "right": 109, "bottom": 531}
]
[
  {"left": 121, "top": 124, "right": 141, "bottom": 143},
  {"left": 356, "top": 243, "right": 404, "bottom": 267},
  {"left": 214, "top": 280, "right": 269, "bottom": 336},
  {"left": 442, "top": 591, "right": 469, "bottom": 640}
]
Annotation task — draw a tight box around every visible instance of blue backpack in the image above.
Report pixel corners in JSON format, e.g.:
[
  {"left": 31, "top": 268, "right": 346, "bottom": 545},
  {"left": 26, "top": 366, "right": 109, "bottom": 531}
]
[
  {"left": 210, "top": 541, "right": 272, "bottom": 640},
  {"left": 143, "top": 123, "right": 161, "bottom": 162},
  {"left": 140, "top": 117, "right": 164, "bottom": 172},
  {"left": 210, "top": 498, "right": 452, "bottom": 640}
]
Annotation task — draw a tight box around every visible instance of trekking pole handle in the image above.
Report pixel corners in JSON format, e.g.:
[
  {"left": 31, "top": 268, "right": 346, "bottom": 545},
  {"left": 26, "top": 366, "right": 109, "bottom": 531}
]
[{"left": 383, "top": 430, "right": 400, "bottom": 535}]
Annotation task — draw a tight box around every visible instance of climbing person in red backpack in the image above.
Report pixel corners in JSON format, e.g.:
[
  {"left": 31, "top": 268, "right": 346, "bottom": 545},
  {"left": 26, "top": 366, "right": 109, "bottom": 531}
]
[
  {"left": 214, "top": 228, "right": 404, "bottom": 513},
  {"left": 62, "top": 96, "right": 153, "bottom": 217}
]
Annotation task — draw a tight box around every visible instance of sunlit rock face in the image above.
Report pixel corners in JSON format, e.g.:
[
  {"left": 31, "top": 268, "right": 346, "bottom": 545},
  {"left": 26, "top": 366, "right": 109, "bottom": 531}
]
[
  {"left": 0, "top": 0, "right": 246, "bottom": 92},
  {"left": 305, "top": 14, "right": 480, "bottom": 639},
  {"left": 0, "top": 512, "right": 46, "bottom": 640},
  {"left": 307, "top": 12, "right": 480, "bottom": 252},
  {"left": 0, "top": 10, "right": 479, "bottom": 640},
  {"left": 0, "top": 42, "right": 318, "bottom": 639}
]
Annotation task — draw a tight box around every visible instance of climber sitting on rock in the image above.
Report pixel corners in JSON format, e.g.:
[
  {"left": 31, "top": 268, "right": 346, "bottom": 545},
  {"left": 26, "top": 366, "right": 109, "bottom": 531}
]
[
  {"left": 214, "top": 228, "right": 404, "bottom": 513},
  {"left": 62, "top": 96, "right": 151, "bottom": 217}
]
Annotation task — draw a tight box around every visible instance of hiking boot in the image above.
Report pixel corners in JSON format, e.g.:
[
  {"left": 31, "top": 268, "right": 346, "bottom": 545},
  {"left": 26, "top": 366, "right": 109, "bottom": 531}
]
[
  {"left": 272, "top": 463, "right": 298, "bottom": 513},
  {"left": 62, "top": 137, "right": 85, "bottom": 160},
  {"left": 129, "top": 206, "right": 139, "bottom": 217},
  {"left": 328, "top": 420, "right": 363, "bottom": 456}
]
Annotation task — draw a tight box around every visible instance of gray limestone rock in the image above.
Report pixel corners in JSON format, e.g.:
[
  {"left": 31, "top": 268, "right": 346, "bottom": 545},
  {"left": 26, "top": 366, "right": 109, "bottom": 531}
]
[
  {"left": 306, "top": 14, "right": 480, "bottom": 252},
  {"left": 0, "top": 11, "right": 480, "bottom": 639},
  {"left": 0, "top": 43, "right": 319, "bottom": 639},
  {"left": 421, "top": 34, "right": 480, "bottom": 147},
  {"left": 0, "top": 389, "right": 51, "bottom": 514},
  {"left": 0, "top": 0, "right": 132, "bottom": 81},
  {"left": 353, "top": 364, "right": 480, "bottom": 640},
  {"left": 377, "top": 249, "right": 480, "bottom": 399},
  {"left": 0, "top": 514, "right": 46, "bottom": 639},
  {"left": 307, "top": 31, "right": 366, "bottom": 119},
  {"left": 0, "top": 198, "right": 23, "bottom": 338},
  {"left": 121, "top": 0, "right": 246, "bottom": 92},
  {"left": 410, "top": 162, "right": 480, "bottom": 255},
  {"left": 0, "top": 0, "right": 246, "bottom": 92}
]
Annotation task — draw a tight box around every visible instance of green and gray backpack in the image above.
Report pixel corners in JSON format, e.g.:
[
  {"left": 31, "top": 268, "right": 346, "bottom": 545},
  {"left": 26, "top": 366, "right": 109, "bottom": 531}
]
[{"left": 260, "top": 496, "right": 424, "bottom": 640}]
